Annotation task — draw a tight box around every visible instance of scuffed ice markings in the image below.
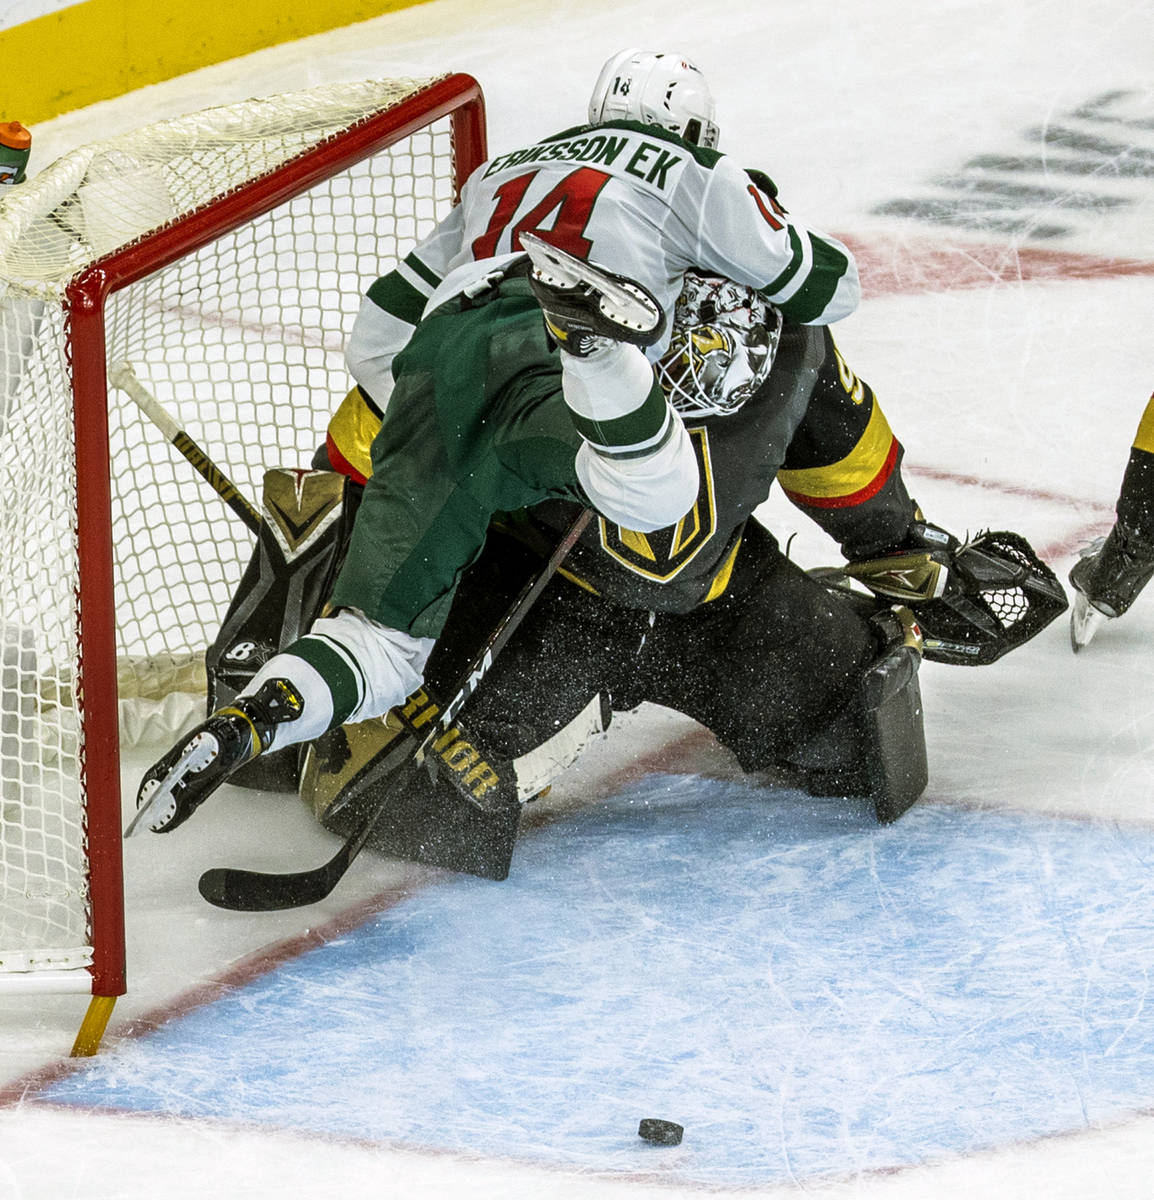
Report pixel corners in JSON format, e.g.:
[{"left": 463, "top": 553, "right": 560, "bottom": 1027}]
[
  {"left": 874, "top": 90, "right": 1154, "bottom": 239},
  {"left": 33, "top": 777, "right": 1154, "bottom": 1188}
]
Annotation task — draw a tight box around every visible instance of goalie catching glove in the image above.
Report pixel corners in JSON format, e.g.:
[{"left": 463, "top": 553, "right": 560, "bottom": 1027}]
[{"left": 828, "top": 521, "right": 1068, "bottom": 666}]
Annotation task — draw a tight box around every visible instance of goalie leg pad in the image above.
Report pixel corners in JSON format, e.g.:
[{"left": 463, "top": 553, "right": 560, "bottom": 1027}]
[
  {"left": 860, "top": 637, "right": 928, "bottom": 824},
  {"left": 302, "top": 712, "right": 522, "bottom": 881},
  {"left": 205, "top": 468, "right": 361, "bottom": 791},
  {"left": 788, "top": 606, "right": 927, "bottom": 823}
]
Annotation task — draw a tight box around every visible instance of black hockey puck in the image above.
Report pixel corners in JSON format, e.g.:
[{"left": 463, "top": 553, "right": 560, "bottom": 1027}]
[{"left": 638, "top": 1118, "right": 683, "bottom": 1146}]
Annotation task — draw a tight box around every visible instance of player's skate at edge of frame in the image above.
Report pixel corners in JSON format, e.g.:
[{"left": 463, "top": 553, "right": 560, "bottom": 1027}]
[
  {"left": 1069, "top": 388, "right": 1154, "bottom": 652},
  {"left": 1069, "top": 522, "right": 1154, "bottom": 651}
]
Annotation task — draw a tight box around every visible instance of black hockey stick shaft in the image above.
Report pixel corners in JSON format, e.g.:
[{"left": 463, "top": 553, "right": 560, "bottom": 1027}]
[
  {"left": 108, "top": 360, "right": 262, "bottom": 534},
  {"left": 198, "top": 508, "right": 593, "bottom": 911}
]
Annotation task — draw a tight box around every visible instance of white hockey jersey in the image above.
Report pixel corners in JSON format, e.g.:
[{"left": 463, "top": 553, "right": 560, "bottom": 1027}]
[{"left": 346, "top": 118, "right": 860, "bottom": 411}]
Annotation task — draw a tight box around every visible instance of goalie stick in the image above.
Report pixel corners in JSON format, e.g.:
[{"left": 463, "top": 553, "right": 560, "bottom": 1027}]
[
  {"left": 197, "top": 507, "right": 593, "bottom": 911},
  {"left": 108, "top": 360, "right": 262, "bottom": 534}
]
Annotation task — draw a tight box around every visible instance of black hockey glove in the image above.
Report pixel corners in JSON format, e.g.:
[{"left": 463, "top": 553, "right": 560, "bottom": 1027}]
[{"left": 829, "top": 526, "right": 1068, "bottom": 666}]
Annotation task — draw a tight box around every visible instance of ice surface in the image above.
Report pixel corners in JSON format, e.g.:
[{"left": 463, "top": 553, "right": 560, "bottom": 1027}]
[
  {"left": 30, "top": 779, "right": 1154, "bottom": 1188},
  {"left": 4, "top": 0, "right": 1154, "bottom": 1196}
]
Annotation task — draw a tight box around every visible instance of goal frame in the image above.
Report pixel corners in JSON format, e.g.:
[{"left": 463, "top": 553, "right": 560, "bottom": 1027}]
[{"left": 59, "top": 72, "right": 487, "bottom": 1051}]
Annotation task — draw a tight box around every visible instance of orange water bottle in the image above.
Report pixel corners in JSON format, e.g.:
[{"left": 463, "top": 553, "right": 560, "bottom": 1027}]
[{"left": 0, "top": 122, "right": 31, "bottom": 187}]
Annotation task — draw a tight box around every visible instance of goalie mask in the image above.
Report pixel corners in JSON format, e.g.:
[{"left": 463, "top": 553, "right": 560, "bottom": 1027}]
[
  {"left": 655, "top": 272, "right": 783, "bottom": 418},
  {"left": 588, "top": 49, "right": 720, "bottom": 148}
]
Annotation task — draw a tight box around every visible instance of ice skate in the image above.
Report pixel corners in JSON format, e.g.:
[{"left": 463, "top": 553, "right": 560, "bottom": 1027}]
[
  {"left": 1068, "top": 522, "right": 1154, "bottom": 651},
  {"left": 1069, "top": 593, "right": 1108, "bottom": 653},
  {"left": 520, "top": 231, "right": 665, "bottom": 355},
  {"left": 127, "top": 677, "right": 304, "bottom": 835}
]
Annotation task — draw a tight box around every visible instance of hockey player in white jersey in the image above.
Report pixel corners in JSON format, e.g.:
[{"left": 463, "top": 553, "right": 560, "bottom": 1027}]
[
  {"left": 132, "top": 49, "right": 878, "bottom": 839},
  {"left": 134, "top": 51, "right": 1065, "bottom": 882},
  {"left": 327, "top": 49, "right": 858, "bottom": 475}
]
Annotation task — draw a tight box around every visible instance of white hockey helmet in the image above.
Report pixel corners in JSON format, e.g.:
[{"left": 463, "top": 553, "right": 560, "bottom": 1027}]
[
  {"left": 656, "top": 273, "right": 782, "bottom": 418},
  {"left": 588, "top": 49, "right": 720, "bottom": 148}
]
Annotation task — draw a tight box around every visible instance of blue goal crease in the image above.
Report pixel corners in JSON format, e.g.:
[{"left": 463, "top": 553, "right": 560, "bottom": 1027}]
[{"left": 36, "top": 775, "right": 1154, "bottom": 1187}]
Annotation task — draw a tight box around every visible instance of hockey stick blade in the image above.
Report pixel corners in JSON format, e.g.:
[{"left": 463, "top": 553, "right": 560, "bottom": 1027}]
[
  {"left": 197, "top": 509, "right": 593, "bottom": 911},
  {"left": 199, "top": 845, "right": 355, "bottom": 911},
  {"left": 198, "top": 729, "right": 418, "bottom": 911}
]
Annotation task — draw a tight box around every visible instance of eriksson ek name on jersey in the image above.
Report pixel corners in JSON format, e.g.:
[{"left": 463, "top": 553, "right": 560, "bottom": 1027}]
[{"left": 483, "top": 132, "right": 684, "bottom": 192}]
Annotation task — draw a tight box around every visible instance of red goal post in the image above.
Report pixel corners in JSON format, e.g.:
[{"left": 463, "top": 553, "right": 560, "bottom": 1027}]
[{"left": 0, "top": 73, "right": 487, "bottom": 1053}]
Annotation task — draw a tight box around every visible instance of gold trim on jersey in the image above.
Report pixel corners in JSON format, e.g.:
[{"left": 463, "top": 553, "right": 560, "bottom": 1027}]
[
  {"left": 327, "top": 385, "right": 382, "bottom": 484},
  {"left": 777, "top": 398, "right": 896, "bottom": 505},
  {"left": 1133, "top": 392, "right": 1154, "bottom": 455},
  {"left": 702, "top": 534, "right": 743, "bottom": 602}
]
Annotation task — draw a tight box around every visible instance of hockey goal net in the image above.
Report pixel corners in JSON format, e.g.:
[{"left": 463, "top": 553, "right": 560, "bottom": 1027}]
[{"left": 0, "top": 74, "right": 486, "bottom": 1046}]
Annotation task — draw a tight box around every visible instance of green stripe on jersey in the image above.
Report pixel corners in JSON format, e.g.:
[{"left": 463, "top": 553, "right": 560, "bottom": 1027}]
[
  {"left": 567, "top": 380, "right": 671, "bottom": 455},
  {"left": 777, "top": 235, "right": 853, "bottom": 324},
  {"left": 403, "top": 250, "right": 443, "bottom": 291},
  {"left": 597, "top": 414, "right": 677, "bottom": 461},
  {"left": 366, "top": 269, "right": 428, "bottom": 325},
  {"left": 285, "top": 635, "right": 364, "bottom": 728},
  {"left": 760, "top": 226, "right": 805, "bottom": 299}
]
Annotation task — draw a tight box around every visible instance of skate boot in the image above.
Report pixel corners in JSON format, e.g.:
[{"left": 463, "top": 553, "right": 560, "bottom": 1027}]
[
  {"left": 1069, "top": 520, "right": 1154, "bottom": 650},
  {"left": 128, "top": 677, "right": 304, "bottom": 835},
  {"left": 520, "top": 231, "right": 665, "bottom": 356}
]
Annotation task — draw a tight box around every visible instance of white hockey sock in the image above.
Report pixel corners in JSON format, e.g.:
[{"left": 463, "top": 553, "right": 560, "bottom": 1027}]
[
  {"left": 241, "top": 609, "right": 434, "bottom": 752},
  {"left": 561, "top": 341, "right": 655, "bottom": 422}
]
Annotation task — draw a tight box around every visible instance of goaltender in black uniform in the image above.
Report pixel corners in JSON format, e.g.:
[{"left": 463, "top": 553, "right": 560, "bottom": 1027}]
[{"left": 132, "top": 50, "right": 1067, "bottom": 891}]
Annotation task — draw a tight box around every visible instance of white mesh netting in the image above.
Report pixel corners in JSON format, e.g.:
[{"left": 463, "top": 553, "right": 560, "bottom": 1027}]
[{"left": 0, "top": 76, "right": 463, "bottom": 980}]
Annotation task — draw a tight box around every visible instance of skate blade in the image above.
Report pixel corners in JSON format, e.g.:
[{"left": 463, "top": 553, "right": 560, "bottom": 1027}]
[
  {"left": 1070, "top": 592, "right": 1108, "bottom": 653},
  {"left": 519, "top": 232, "right": 660, "bottom": 333},
  {"left": 124, "top": 732, "right": 219, "bottom": 836}
]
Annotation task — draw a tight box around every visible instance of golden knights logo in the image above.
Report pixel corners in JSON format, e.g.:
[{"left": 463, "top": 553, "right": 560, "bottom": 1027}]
[{"left": 598, "top": 426, "right": 717, "bottom": 581}]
